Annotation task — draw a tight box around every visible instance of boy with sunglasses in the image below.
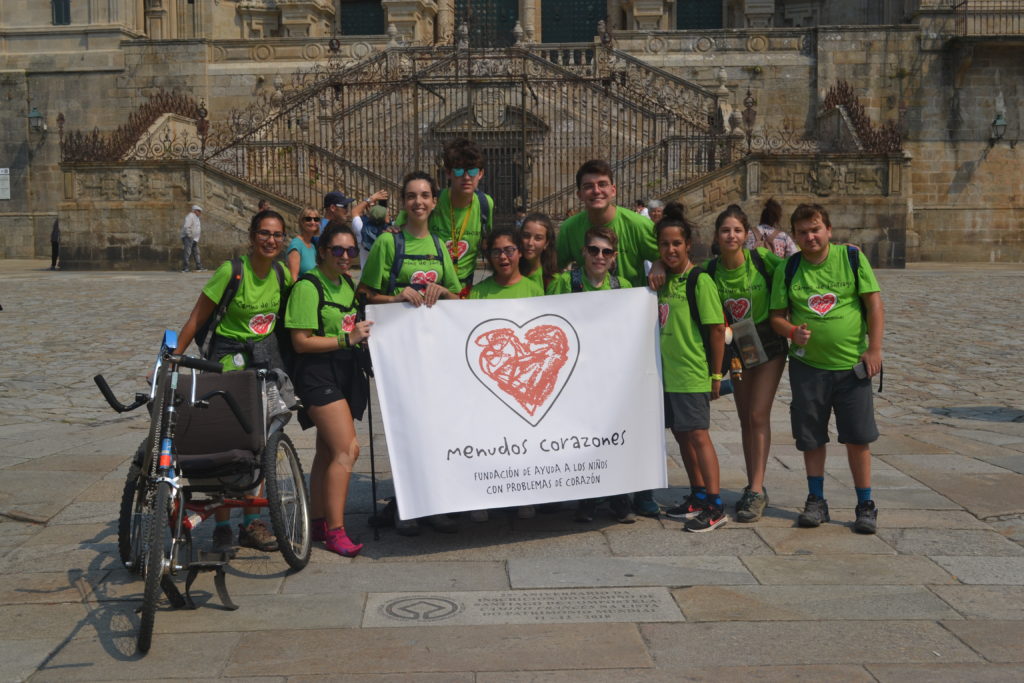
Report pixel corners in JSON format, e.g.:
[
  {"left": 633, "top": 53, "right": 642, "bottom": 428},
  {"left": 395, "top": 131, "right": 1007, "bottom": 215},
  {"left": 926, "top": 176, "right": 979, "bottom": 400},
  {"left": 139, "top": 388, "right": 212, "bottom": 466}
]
[{"left": 394, "top": 137, "right": 494, "bottom": 297}]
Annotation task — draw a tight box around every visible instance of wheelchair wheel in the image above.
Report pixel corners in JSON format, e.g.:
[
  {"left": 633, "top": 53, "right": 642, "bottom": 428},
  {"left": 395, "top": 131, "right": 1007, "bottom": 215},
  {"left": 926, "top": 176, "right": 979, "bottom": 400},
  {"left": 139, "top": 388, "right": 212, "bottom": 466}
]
[
  {"left": 138, "top": 479, "right": 171, "bottom": 654},
  {"left": 117, "top": 442, "right": 147, "bottom": 574},
  {"left": 263, "top": 432, "right": 311, "bottom": 571}
]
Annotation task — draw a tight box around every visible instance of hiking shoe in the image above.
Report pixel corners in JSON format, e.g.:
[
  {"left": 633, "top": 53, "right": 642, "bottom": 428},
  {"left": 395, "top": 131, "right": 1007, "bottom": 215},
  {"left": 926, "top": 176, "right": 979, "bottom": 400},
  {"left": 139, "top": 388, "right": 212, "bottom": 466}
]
[
  {"left": 632, "top": 490, "right": 660, "bottom": 518},
  {"left": 211, "top": 524, "right": 235, "bottom": 555},
  {"left": 469, "top": 509, "right": 489, "bottom": 523},
  {"left": 427, "top": 514, "right": 459, "bottom": 534},
  {"left": 853, "top": 500, "right": 878, "bottom": 534},
  {"left": 608, "top": 494, "right": 636, "bottom": 524},
  {"left": 395, "top": 517, "right": 420, "bottom": 537},
  {"left": 323, "top": 527, "right": 362, "bottom": 557},
  {"left": 665, "top": 494, "right": 704, "bottom": 520},
  {"left": 516, "top": 505, "right": 536, "bottom": 520},
  {"left": 684, "top": 505, "right": 728, "bottom": 533},
  {"left": 797, "top": 494, "right": 830, "bottom": 528},
  {"left": 735, "top": 486, "right": 769, "bottom": 523},
  {"left": 238, "top": 519, "right": 278, "bottom": 551},
  {"left": 575, "top": 499, "right": 597, "bottom": 523}
]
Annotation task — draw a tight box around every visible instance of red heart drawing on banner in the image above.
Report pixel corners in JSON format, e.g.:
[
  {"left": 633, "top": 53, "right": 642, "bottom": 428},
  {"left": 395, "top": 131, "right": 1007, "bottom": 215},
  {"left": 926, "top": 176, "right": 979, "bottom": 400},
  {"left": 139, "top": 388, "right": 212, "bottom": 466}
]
[
  {"left": 342, "top": 314, "right": 356, "bottom": 333},
  {"left": 447, "top": 239, "right": 470, "bottom": 260},
  {"left": 658, "top": 303, "right": 669, "bottom": 328},
  {"left": 725, "top": 298, "right": 751, "bottom": 320},
  {"left": 249, "top": 313, "right": 276, "bottom": 335},
  {"left": 411, "top": 270, "right": 438, "bottom": 286},
  {"left": 808, "top": 293, "right": 837, "bottom": 316},
  {"left": 467, "top": 315, "right": 580, "bottom": 426}
]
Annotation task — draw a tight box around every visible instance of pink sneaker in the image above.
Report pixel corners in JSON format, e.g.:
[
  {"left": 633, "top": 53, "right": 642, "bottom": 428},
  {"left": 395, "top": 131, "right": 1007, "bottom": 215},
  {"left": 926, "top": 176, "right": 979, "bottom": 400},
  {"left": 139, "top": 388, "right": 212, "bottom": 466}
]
[
  {"left": 311, "top": 518, "right": 328, "bottom": 543},
  {"left": 324, "top": 527, "right": 363, "bottom": 558}
]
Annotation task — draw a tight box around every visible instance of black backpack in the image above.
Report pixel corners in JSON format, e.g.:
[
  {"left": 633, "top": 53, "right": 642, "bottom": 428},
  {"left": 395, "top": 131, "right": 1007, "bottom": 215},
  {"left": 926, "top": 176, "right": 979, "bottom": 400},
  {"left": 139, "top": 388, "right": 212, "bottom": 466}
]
[
  {"left": 683, "top": 266, "right": 734, "bottom": 376},
  {"left": 569, "top": 266, "right": 620, "bottom": 292},
  {"left": 294, "top": 272, "right": 373, "bottom": 377},
  {"left": 705, "top": 248, "right": 771, "bottom": 287},
  {"left": 386, "top": 231, "right": 448, "bottom": 295}
]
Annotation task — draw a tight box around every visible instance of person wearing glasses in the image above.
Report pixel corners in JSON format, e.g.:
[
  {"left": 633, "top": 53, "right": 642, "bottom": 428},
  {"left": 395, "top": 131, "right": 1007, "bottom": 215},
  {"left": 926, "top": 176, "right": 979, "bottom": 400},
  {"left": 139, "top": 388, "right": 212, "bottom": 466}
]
[
  {"left": 393, "top": 138, "right": 494, "bottom": 298},
  {"left": 546, "top": 226, "right": 631, "bottom": 295},
  {"left": 171, "top": 209, "right": 294, "bottom": 553},
  {"left": 285, "top": 221, "right": 374, "bottom": 557},
  {"left": 469, "top": 226, "right": 543, "bottom": 300},
  {"left": 286, "top": 207, "right": 321, "bottom": 280}
]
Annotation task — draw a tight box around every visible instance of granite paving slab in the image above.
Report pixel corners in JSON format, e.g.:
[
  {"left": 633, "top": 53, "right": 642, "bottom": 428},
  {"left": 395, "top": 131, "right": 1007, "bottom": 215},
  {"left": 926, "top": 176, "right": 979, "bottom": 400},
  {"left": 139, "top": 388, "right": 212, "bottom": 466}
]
[
  {"left": 976, "top": 453, "right": 1024, "bottom": 475},
  {"left": 820, "top": 508, "right": 993, "bottom": 530},
  {"left": 904, "top": 472, "right": 1024, "bottom": 519},
  {"left": 352, "top": 528, "right": 613, "bottom": 561},
  {"left": 477, "top": 665, "right": 875, "bottom": 682},
  {"left": 508, "top": 556, "right": 757, "bottom": 588},
  {"left": 941, "top": 620, "right": 1024, "bottom": 663},
  {"left": 673, "top": 585, "right": 961, "bottom": 622},
  {"left": 929, "top": 585, "right": 1024, "bottom": 620},
  {"left": 930, "top": 556, "right": 1024, "bottom": 584},
  {"left": 882, "top": 453, "right": 1015, "bottom": 475},
  {"left": 0, "top": 602, "right": 89, "bottom": 639},
  {"left": 867, "top": 663, "right": 1024, "bottom": 682},
  {"left": 743, "top": 555, "right": 956, "bottom": 585},
  {"left": 755, "top": 526, "right": 897, "bottom": 555},
  {"left": 281, "top": 561, "right": 511, "bottom": 594},
  {"left": 640, "top": 620, "right": 979, "bottom": 667},
  {"left": 604, "top": 527, "right": 773, "bottom": 557},
  {"left": 877, "top": 528, "right": 1024, "bottom": 556},
  {"left": 19, "top": 523, "right": 117, "bottom": 547},
  {"left": 0, "top": 637, "right": 66, "bottom": 683},
  {"left": 0, "top": 570, "right": 106, "bottom": 605}
]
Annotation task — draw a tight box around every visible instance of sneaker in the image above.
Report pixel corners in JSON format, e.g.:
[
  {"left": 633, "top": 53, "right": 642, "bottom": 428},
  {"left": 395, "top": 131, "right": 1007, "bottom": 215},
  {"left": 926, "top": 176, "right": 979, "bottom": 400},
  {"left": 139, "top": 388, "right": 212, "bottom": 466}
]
[
  {"left": 469, "top": 509, "right": 489, "bottom": 523},
  {"left": 632, "top": 490, "right": 660, "bottom": 518},
  {"left": 853, "top": 500, "right": 878, "bottom": 534},
  {"left": 395, "top": 517, "right": 420, "bottom": 537},
  {"left": 516, "top": 505, "right": 536, "bottom": 520},
  {"left": 575, "top": 499, "right": 597, "bottom": 523},
  {"left": 797, "top": 494, "right": 830, "bottom": 528},
  {"left": 211, "top": 524, "right": 235, "bottom": 555},
  {"left": 311, "top": 517, "right": 327, "bottom": 543},
  {"left": 735, "top": 486, "right": 769, "bottom": 523},
  {"left": 665, "top": 494, "right": 704, "bottom": 520},
  {"left": 323, "top": 527, "right": 363, "bottom": 557},
  {"left": 608, "top": 494, "right": 636, "bottom": 524},
  {"left": 238, "top": 519, "right": 278, "bottom": 551},
  {"left": 684, "top": 505, "right": 728, "bottom": 533},
  {"left": 427, "top": 514, "right": 459, "bottom": 534}
]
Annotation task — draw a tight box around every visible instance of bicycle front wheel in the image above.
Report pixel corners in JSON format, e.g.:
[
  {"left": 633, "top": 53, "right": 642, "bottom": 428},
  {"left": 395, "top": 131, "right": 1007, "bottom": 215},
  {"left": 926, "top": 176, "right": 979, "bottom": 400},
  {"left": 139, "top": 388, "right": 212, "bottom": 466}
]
[
  {"left": 138, "top": 479, "right": 171, "bottom": 654},
  {"left": 263, "top": 432, "right": 311, "bottom": 571},
  {"left": 117, "top": 442, "right": 146, "bottom": 574}
]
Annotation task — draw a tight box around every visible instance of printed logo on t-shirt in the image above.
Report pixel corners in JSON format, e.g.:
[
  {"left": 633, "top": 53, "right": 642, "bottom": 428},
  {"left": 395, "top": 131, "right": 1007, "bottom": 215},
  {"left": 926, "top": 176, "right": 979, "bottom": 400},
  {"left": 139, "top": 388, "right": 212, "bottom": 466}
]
[
  {"left": 248, "top": 312, "right": 276, "bottom": 335},
  {"left": 446, "top": 239, "right": 470, "bottom": 261},
  {"left": 724, "top": 298, "right": 751, "bottom": 320},
  {"left": 342, "top": 314, "right": 356, "bottom": 333},
  {"left": 808, "top": 293, "right": 838, "bottom": 317},
  {"left": 411, "top": 270, "right": 439, "bottom": 287},
  {"left": 658, "top": 303, "right": 669, "bottom": 328}
]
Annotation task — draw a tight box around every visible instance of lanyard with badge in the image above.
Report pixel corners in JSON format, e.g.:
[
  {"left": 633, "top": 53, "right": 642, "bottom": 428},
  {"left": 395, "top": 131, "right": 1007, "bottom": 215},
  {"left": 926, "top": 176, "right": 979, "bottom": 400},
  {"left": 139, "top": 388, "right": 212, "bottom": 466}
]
[
  {"left": 726, "top": 254, "right": 770, "bottom": 369},
  {"left": 447, "top": 196, "right": 473, "bottom": 263}
]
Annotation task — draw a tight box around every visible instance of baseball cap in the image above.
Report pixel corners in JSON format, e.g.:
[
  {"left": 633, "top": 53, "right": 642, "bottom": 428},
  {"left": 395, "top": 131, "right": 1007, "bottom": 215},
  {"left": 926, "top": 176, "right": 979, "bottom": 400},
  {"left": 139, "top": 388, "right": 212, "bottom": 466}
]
[
  {"left": 367, "top": 205, "right": 388, "bottom": 223},
  {"left": 192, "top": 205, "right": 203, "bottom": 212},
  {"left": 323, "top": 191, "right": 353, "bottom": 208}
]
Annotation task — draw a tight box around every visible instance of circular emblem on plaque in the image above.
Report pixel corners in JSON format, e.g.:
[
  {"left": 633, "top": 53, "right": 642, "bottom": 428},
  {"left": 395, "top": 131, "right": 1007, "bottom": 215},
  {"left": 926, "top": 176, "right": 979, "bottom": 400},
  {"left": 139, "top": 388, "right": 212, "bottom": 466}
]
[
  {"left": 473, "top": 88, "right": 506, "bottom": 128},
  {"left": 646, "top": 36, "right": 666, "bottom": 54},
  {"left": 382, "top": 597, "right": 462, "bottom": 622},
  {"left": 694, "top": 37, "right": 715, "bottom": 53},
  {"left": 747, "top": 35, "right": 768, "bottom": 52},
  {"left": 303, "top": 43, "right": 323, "bottom": 61},
  {"left": 253, "top": 44, "right": 273, "bottom": 62},
  {"left": 352, "top": 41, "right": 373, "bottom": 59}
]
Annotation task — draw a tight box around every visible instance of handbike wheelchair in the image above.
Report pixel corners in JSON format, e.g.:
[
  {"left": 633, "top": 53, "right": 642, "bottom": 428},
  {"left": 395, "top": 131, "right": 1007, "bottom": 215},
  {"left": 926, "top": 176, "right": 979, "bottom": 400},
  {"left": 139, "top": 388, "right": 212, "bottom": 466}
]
[{"left": 94, "top": 330, "right": 310, "bottom": 653}]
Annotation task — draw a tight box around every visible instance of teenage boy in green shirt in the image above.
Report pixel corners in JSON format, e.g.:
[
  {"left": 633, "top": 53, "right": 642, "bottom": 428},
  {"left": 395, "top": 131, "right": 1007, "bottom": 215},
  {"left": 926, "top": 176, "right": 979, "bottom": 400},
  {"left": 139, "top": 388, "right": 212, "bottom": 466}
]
[
  {"left": 769, "top": 203, "right": 885, "bottom": 534},
  {"left": 394, "top": 137, "right": 494, "bottom": 298}
]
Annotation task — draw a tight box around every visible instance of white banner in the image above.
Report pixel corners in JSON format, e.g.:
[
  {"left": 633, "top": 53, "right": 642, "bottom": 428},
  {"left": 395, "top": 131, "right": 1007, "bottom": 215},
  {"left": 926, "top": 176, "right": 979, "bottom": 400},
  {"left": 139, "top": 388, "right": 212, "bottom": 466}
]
[{"left": 367, "top": 288, "right": 667, "bottom": 520}]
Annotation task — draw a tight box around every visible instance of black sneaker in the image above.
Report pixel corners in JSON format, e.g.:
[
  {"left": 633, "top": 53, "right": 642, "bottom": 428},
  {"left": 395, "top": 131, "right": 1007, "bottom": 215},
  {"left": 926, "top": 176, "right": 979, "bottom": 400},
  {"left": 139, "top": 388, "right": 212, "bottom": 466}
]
[
  {"left": 853, "top": 500, "right": 878, "bottom": 534},
  {"left": 665, "top": 494, "right": 704, "bottom": 520},
  {"left": 608, "top": 494, "right": 636, "bottom": 524},
  {"left": 797, "top": 494, "right": 830, "bottom": 527},
  {"left": 684, "top": 505, "right": 728, "bottom": 533},
  {"left": 575, "top": 499, "right": 597, "bottom": 523},
  {"left": 735, "top": 486, "right": 769, "bottom": 523}
]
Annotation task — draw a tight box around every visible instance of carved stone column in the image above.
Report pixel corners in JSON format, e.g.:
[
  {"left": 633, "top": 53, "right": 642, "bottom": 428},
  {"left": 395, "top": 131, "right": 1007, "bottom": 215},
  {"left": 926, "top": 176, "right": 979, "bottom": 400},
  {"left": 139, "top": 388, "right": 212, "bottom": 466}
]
[
  {"left": 436, "top": 0, "right": 455, "bottom": 44},
  {"left": 382, "top": 0, "right": 438, "bottom": 45},
  {"left": 622, "top": 0, "right": 669, "bottom": 30},
  {"left": 278, "top": 0, "right": 335, "bottom": 38},
  {"left": 744, "top": 0, "right": 775, "bottom": 28},
  {"left": 520, "top": 0, "right": 537, "bottom": 43}
]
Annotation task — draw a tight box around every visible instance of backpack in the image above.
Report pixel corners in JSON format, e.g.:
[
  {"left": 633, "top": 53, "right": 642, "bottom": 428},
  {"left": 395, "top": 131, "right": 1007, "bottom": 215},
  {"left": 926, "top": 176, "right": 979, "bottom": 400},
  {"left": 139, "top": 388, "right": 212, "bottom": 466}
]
[
  {"left": 752, "top": 226, "right": 783, "bottom": 253},
  {"left": 784, "top": 245, "right": 864, "bottom": 319},
  {"left": 705, "top": 248, "right": 771, "bottom": 286},
  {"left": 386, "top": 231, "right": 448, "bottom": 296},
  {"left": 294, "top": 272, "right": 373, "bottom": 377},
  {"left": 360, "top": 208, "right": 391, "bottom": 253},
  {"left": 569, "top": 266, "right": 620, "bottom": 293},
  {"left": 683, "top": 266, "right": 735, "bottom": 376}
]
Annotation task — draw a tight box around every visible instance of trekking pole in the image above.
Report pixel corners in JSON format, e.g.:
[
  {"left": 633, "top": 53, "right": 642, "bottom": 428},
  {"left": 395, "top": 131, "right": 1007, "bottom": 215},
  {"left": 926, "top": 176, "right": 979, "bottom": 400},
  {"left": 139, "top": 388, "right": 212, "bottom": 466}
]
[{"left": 357, "top": 293, "right": 381, "bottom": 541}]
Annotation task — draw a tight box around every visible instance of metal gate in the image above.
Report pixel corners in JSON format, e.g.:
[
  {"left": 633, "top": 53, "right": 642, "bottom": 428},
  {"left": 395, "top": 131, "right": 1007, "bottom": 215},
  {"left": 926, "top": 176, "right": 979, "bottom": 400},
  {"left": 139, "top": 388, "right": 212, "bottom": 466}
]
[{"left": 204, "top": 45, "right": 734, "bottom": 224}]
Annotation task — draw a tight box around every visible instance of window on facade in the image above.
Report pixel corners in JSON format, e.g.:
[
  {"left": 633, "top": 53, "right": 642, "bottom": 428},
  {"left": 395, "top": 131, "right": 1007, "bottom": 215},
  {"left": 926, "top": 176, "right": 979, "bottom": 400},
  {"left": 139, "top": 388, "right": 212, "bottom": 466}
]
[
  {"left": 677, "top": 0, "right": 724, "bottom": 30},
  {"left": 339, "top": 0, "right": 386, "bottom": 35},
  {"left": 541, "top": 0, "right": 606, "bottom": 43},
  {"left": 456, "top": 0, "right": 519, "bottom": 47},
  {"left": 52, "top": 0, "right": 71, "bottom": 25}
]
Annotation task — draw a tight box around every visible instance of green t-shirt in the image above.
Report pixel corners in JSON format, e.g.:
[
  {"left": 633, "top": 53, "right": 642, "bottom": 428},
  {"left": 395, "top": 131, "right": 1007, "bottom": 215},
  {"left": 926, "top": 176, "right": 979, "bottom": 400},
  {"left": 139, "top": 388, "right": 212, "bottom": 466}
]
[
  {"left": 545, "top": 270, "right": 633, "bottom": 295},
  {"left": 395, "top": 188, "right": 494, "bottom": 282},
  {"left": 284, "top": 266, "right": 358, "bottom": 337},
  {"left": 468, "top": 276, "right": 544, "bottom": 300},
  {"left": 555, "top": 207, "right": 658, "bottom": 287},
  {"left": 659, "top": 270, "right": 724, "bottom": 393},
  {"left": 523, "top": 264, "right": 545, "bottom": 290},
  {"left": 702, "top": 247, "right": 783, "bottom": 324},
  {"left": 359, "top": 229, "right": 461, "bottom": 297},
  {"left": 769, "top": 246, "right": 881, "bottom": 370}
]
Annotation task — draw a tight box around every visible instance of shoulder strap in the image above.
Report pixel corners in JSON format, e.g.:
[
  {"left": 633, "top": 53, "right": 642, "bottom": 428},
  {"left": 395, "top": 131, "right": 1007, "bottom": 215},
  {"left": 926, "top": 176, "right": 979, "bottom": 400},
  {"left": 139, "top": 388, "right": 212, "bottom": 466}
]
[
  {"left": 747, "top": 248, "right": 771, "bottom": 286},
  {"left": 476, "top": 189, "right": 492, "bottom": 235},
  {"left": 387, "top": 231, "right": 405, "bottom": 296},
  {"left": 199, "top": 257, "right": 243, "bottom": 358},
  {"left": 846, "top": 245, "right": 866, "bottom": 318},
  {"left": 298, "top": 273, "right": 327, "bottom": 336},
  {"left": 706, "top": 257, "right": 719, "bottom": 279},
  {"left": 609, "top": 273, "right": 620, "bottom": 289},
  {"left": 685, "top": 266, "right": 713, "bottom": 365},
  {"left": 569, "top": 266, "right": 584, "bottom": 293},
  {"left": 784, "top": 252, "right": 802, "bottom": 291}
]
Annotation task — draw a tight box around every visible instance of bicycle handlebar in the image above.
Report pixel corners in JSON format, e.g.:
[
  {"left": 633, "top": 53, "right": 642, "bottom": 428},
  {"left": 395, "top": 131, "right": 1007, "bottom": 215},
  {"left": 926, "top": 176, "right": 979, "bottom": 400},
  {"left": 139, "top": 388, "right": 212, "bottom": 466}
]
[
  {"left": 94, "top": 375, "right": 149, "bottom": 413},
  {"left": 176, "top": 355, "right": 223, "bottom": 374}
]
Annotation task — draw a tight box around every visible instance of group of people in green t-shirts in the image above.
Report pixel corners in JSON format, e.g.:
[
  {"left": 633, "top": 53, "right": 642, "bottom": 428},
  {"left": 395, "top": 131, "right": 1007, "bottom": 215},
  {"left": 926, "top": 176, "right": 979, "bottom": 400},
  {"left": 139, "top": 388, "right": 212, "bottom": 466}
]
[{"left": 174, "top": 141, "right": 886, "bottom": 555}]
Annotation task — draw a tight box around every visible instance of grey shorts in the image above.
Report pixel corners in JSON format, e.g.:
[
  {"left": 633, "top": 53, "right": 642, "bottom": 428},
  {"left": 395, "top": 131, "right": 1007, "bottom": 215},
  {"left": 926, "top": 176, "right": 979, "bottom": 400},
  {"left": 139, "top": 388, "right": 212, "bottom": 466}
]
[
  {"left": 664, "top": 392, "right": 711, "bottom": 432},
  {"left": 789, "top": 358, "right": 879, "bottom": 451}
]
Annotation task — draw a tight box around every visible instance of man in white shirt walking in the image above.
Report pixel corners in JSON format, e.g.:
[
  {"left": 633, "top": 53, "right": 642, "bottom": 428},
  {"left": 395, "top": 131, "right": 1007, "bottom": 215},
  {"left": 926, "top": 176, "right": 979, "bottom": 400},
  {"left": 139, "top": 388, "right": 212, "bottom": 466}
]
[{"left": 181, "top": 204, "right": 204, "bottom": 272}]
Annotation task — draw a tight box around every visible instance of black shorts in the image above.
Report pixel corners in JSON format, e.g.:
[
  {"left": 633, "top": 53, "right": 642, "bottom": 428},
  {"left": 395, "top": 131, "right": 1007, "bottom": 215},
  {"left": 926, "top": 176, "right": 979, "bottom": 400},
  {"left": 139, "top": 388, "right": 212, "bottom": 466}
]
[
  {"left": 293, "top": 351, "right": 366, "bottom": 429},
  {"left": 664, "top": 392, "right": 711, "bottom": 432},
  {"left": 789, "top": 357, "right": 878, "bottom": 451}
]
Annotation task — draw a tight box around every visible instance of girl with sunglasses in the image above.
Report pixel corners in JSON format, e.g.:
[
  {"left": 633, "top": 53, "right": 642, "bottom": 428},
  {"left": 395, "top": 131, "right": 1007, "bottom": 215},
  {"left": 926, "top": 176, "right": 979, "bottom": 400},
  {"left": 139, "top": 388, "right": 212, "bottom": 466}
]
[
  {"left": 170, "top": 209, "right": 294, "bottom": 553},
  {"left": 469, "top": 226, "right": 544, "bottom": 300},
  {"left": 285, "top": 221, "right": 374, "bottom": 556},
  {"left": 546, "top": 226, "right": 631, "bottom": 295},
  {"left": 518, "top": 213, "right": 559, "bottom": 291},
  {"left": 286, "top": 207, "right": 322, "bottom": 281}
]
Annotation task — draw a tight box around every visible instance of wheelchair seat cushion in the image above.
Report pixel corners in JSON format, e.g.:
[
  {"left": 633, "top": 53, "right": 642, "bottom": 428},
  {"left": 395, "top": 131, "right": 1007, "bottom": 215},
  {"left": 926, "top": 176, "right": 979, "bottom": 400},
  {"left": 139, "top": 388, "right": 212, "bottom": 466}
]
[{"left": 178, "top": 449, "right": 258, "bottom": 480}]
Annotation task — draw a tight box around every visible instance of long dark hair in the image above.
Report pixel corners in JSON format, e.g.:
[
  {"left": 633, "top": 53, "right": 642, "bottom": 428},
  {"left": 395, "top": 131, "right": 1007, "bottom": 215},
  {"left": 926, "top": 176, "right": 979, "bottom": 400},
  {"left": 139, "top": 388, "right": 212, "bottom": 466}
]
[
  {"left": 518, "top": 213, "right": 558, "bottom": 281},
  {"left": 655, "top": 201, "right": 694, "bottom": 242},
  {"left": 759, "top": 197, "right": 782, "bottom": 228}
]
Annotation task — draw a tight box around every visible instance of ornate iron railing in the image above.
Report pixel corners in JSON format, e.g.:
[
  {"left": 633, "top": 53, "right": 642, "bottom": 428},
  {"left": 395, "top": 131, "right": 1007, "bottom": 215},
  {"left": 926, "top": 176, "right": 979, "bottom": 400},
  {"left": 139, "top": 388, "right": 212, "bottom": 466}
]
[
  {"left": 951, "top": 0, "right": 1024, "bottom": 36},
  {"left": 821, "top": 81, "right": 901, "bottom": 154}
]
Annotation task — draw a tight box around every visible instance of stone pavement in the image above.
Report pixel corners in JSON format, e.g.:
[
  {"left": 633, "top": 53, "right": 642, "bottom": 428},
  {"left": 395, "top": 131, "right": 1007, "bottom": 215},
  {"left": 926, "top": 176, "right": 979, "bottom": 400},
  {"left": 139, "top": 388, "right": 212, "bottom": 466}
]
[{"left": 1, "top": 259, "right": 1023, "bottom": 682}]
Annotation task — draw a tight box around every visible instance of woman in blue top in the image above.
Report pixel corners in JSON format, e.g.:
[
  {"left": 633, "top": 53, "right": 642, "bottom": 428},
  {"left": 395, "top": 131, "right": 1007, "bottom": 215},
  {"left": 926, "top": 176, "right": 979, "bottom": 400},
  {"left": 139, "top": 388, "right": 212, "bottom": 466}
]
[
  {"left": 286, "top": 207, "right": 320, "bottom": 281},
  {"left": 285, "top": 221, "right": 373, "bottom": 557}
]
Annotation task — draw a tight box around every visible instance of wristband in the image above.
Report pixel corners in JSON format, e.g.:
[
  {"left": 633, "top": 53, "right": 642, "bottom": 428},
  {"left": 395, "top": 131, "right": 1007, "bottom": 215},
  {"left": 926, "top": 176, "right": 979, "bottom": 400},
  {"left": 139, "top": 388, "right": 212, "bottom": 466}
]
[
  {"left": 789, "top": 327, "right": 797, "bottom": 340},
  {"left": 710, "top": 373, "right": 723, "bottom": 381},
  {"left": 337, "top": 332, "right": 349, "bottom": 349}
]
